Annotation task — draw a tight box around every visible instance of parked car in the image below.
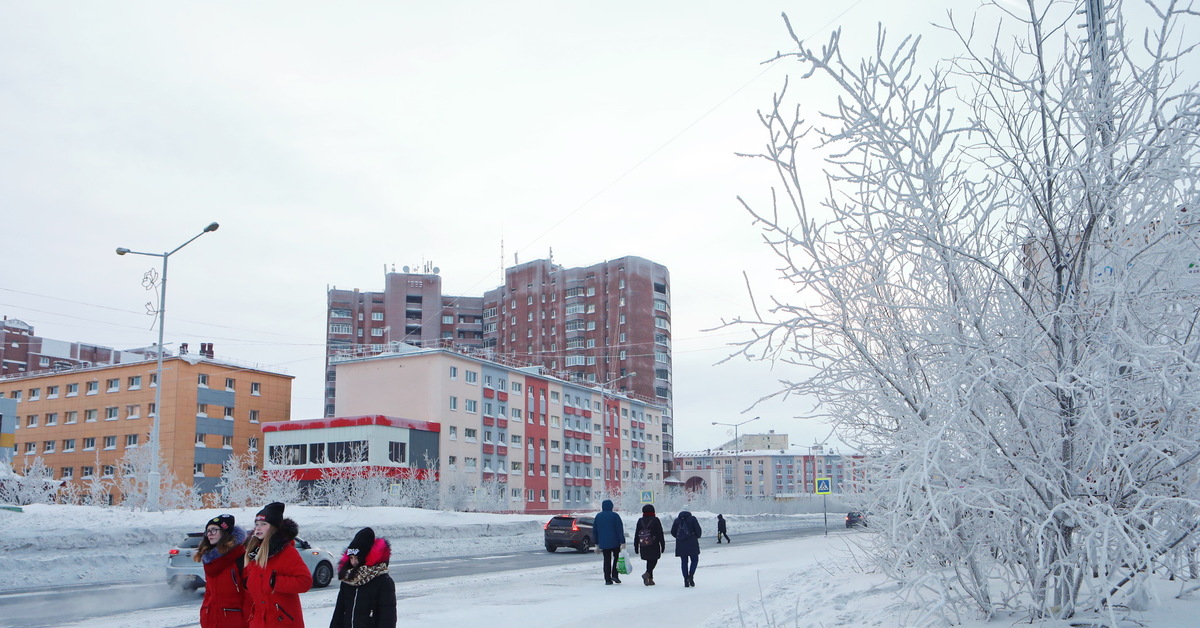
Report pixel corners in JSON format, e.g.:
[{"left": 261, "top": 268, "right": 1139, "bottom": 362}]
[
  {"left": 544, "top": 515, "right": 595, "bottom": 553},
  {"left": 845, "top": 511, "right": 867, "bottom": 528},
  {"left": 166, "top": 532, "right": 337, "bottom": 590}
]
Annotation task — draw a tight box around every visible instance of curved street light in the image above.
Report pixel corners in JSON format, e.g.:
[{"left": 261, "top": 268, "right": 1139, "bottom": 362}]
[
  {"left": 712, "top": 415, "right": 761, "bottom": 498},
  {"left": 116, "top": 222, "right": 219, "bottom": 510}
]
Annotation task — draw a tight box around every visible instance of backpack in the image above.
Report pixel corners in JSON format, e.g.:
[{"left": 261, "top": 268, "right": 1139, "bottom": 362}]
[
  {"left": 636, "top": 527, "right": 655, "bottom": 548},
  {"left": 675, "top": 517, "right": 695, "bottom": 542}
]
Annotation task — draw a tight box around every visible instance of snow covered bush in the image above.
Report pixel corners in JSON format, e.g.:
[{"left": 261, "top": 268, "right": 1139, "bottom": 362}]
[{"left": 733, "top": 0, "right": 1200, "bottom": 622}]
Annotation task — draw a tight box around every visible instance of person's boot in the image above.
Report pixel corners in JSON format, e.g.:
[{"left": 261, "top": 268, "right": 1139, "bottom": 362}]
[
  {"left": 642, "top": 571, "right": 650, "bottom": 586},
  {"left": 613, "top": 575, "right": 621, "bottom": 584}
]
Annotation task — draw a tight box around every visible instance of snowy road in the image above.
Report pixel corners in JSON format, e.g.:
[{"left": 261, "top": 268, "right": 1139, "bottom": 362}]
[{"left": 0, "top": 524, "right": 828, "bottom": 627}]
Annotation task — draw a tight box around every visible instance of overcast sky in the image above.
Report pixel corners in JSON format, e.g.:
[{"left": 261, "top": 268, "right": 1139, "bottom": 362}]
[{"left": 1, "top": 1, "right": 986, "bottom": 453}]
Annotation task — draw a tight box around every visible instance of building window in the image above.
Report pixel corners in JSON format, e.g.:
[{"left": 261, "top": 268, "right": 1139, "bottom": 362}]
[
  {"left": 86, "top": 381, "right": 98, "bottom": 395},
  {"left": 125, "top": 434, "right": 139, "bottom": 448},
  {"left": 105, "top": 407, "right": 119, "bottom": 420},
  {"left": 448, "top": 426, "right": 457, "bottom": 440},
  {"left": 198, "top": 374, "right": 209, "bottom": 387},
  {"left": 45, "top": 413, "right": 57, "bottom": 426},
  {"left": 102, "top": 465, "right": 115, "bottom": 478},
  {"left": 43, "top": 440, "right": 55, "bottom": 453},
  {"left": 83, "top": 437, "right": 95, "bottom": 451},
  {"left": 106, "top": 378, "right": 119, "bottom": 392},
  {"left": 23, "top": 442, "right": 36, "bottom": 454},
  {"left": 46, "top": 385, "right": 59, "bottom": 399},
  {"left": 222, "top": 435, "right": 233, "bottom": 448},
  {"left": 85, "top": 409, "right": 97, "bottom": 422},
  {"left": 372, "top": 312, "right": 384, "bottom": 321},
  {"left": 388, "top": 441, "right": 406, "bottom": 463},
  {"left": 194, "top": 463, "right": 205, "bottom": 476},
  {"left": 449, "top": 396, "right": 458, "bottom": 411},
  {"left": 330, "top": 323, "right": 353, "bottom": 334},
  {"left": 448, "top": 456, "right": 457, "bottom": 469},
  {"left": 128, "top": 376, "right": 142, "bottom": 390},
  {"left": 511, "top": 462, "right": 522, "bottom": 472},
  {"left": 63, "top": 438, "right": 75, "bottom": 452},
  {"left": 61, "top": 467, "right": 73, "bottom": 479},
  {"left": 126, "top": 405, "right": 140, "bottom": 419},
  {"left": 449, "top": 366, "right": 458, "bottom": 380},
  {"left": 197, "top": 404, "right": 208, "bottom": 417},
  {"left": 465, "top": 399, "right": 478, "bottom": 413},
  {"left": 29, "top": 388, "right": 40, "bottom": 400},
  {"left": 331, "top": 308, "right": 351, "bottom": 318},
  {"left": 370, "top": 328, "right": 384, "bottom": 337},
  {"left": 148, "top": 403, "right": 157, "bottom": 417},
  {"left": 248, "top": 437, "right": 259, "bottom": 451},
  {"left": 327, "top": 440, "right": 368, "bottom": 463},
  {"left": 251, "top": 382, "right": 261, "bottom": 396},
  {"left": 465, "top": 457, "right": 478, "bottom": 470},
  {"left": 81, "top": 466, "right": 94, "bottom": 478},
  {"left": 442, "top": 315, "right": 454, "bottom": 324},
  {"left": 249, "top": 409, "right": 259, "bottom": 423},
  {"left": 103, "top": 435, "right": 117, "bottom": 450},
  {"left": 64, "top": 411, "right": 78, "bottom": 424},
  {"left": 464, "top": 428, "right": 478, "bottom": 442},
  {"left": 195, "top": 433, "right": 206, "bottom": 446},
  {"left": 66, "top": 383, "right": 78, "bottom": 397},
  {"left": 150, "top": 373, "right": 158, "bottom": 387},
  {"left": 225, "top": 377, "right": 235, "bottom": 391},
  {"left": 224, "top": 406, "right": 235, "bottom": 420}
]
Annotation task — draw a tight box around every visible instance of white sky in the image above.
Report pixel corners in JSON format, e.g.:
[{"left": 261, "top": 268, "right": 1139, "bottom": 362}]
[{"left": 1, "top": 1, "right": 981, "bottom": 452}]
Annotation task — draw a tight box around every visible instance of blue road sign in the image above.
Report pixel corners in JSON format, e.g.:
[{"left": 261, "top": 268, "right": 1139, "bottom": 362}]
[{"left": 815, "top": 478, "right": 832, "bottom": 494}]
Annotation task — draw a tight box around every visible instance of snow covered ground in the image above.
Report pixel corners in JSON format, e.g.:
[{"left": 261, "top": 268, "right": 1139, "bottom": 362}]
[{"left": 2, "top": 504, "right": 1198, "bottom": 627}]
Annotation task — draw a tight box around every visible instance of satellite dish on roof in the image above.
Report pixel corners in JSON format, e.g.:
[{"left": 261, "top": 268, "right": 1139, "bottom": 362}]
[
  {"left": 402, "top": 266, "right": 410, "bottom": 273},
  {"left": 433, "top": 267, "right": 440, "bottom": 274}
]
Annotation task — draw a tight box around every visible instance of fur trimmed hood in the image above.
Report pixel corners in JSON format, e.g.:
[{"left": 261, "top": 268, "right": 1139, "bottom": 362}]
[
  {"left": 201, "top": 525, "right": 247, "bottom": 564},
  {"left": 338, "top": 537, "right": 391, "bottom": 572}
]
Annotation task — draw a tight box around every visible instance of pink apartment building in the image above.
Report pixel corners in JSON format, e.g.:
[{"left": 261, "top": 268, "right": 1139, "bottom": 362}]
[{"left": 321, "top": 343, "right": 666, "bottom": 514}]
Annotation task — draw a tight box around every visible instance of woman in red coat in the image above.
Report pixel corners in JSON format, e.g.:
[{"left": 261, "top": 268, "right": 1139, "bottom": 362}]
[
  {"left": 194, "top": 514, "right": 248, "bottom": 628},
  {"left": 243, "top": 502, "right": 311, "bottom": 627}
]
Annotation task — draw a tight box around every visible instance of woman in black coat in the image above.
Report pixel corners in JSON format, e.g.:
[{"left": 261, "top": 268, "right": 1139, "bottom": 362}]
[
  {"left": 632, "top": 504, "right": 666, "bottom": 586},
  {"left": 671, "top": 510, "right": 703, "bottom": 588},
  {"left": 329, "top": 527, "right": 396, "bottom": 628}
]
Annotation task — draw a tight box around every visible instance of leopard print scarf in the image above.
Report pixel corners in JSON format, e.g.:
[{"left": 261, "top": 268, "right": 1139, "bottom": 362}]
[{"left": 341, "top": 563, "right": 389, "bottom": 587}]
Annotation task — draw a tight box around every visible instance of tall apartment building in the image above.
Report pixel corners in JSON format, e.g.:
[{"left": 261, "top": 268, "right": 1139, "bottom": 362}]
[
  {"left": 0, "top": 354, "right": 292, "bottom": 501},
  {"left": 324, "top": 266, "right": 483, "bottom": 417},
  {"left": 317, "top": 343, "right": 666, "bottom": 514},
  {"left": 481, "top": 256, "right": 674, "bottom": 472},
  {"left": 324, "top": 255, "right": 675, "bottom": 476}
]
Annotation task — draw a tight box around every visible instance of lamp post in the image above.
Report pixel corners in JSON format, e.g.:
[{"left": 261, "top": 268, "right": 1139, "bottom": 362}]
[
  {"left": 596, "top": 372, "right": 635, "bottom": 490},
  {"left": 712, "top": 416, "right": 760, "bottom": 498},
  {"left": 116, "top": 222, "right": 219, "bottom": 510}
]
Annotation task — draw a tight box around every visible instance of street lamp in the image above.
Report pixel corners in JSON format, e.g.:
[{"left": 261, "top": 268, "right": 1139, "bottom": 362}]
[
  {"left": 116, "top": 222, "right": 219, "bottom": 510},
  {"left": 712, "top": 416, "right": 761, "bottom": 498},
  {"left": 596, "top": 372, "right": 635, "bottom": 489}
]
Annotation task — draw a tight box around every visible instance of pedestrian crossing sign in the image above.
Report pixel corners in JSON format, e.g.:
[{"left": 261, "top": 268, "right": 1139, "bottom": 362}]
[
  {"left": 815, "top": 478, "right": 832, "bottom": 494},
  {"left": 640, "top": 490, "right": 654, "bottom": 503}
]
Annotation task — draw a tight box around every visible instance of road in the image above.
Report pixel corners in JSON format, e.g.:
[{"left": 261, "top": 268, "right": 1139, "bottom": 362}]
[{"left": 0, "top": 524, "right": 832, "bottom": 627}]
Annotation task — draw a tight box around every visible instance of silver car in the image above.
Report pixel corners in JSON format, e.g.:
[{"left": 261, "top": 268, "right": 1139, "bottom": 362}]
[{"left": 166, "top": 532, "right": 337, "bottom": 590}]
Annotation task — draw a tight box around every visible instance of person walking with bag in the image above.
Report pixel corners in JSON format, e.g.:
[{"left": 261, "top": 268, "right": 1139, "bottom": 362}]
[
  {"left": 716, "top": 514, "right": 731, "bottom": 543},
  {"left": 633, "top": 504, "right": 666, "bottom": 586},
  {"left": 671, "top": 510, "right": 702, "bottom": 588},
  {"left": 329, "top": 527, "right": 396, "bottom": 628},
  {"left": 194, "top": 514, "right": 248, "bottom": 628},
  {"left": 594, "top": 499, "right": 626, "bottom": 585},
  {"left": 244, "top": 502, "right": 311, "bottom": 627}
]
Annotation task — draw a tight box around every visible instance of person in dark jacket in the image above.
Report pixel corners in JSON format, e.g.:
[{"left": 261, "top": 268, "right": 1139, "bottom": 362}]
[
  {"left": 716, "top": 514, "right": 731, "bottom": 543},
  {"left": 194, "top": 514, "right": 248, "bottom": 628},
  {"left": 329, "top": 527, "right": 396, "bottom": 628},
  {"left": 244, "top": 502, "right": 311, "bottom": 628},
  {"left": 633, "top": 504, "right": 666, "bottom": 586},
  {"left": 593, "top": 499, "right": 626, "bottom": 585},
  {"left": 671, "top": 510, "right": 703, "bottom": 587}
]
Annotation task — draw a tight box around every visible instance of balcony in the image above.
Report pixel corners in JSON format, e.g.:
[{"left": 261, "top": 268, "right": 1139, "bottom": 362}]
[
  {"left": 498, "top": 391, "right": 509, "bottom": 402},
  {"left": 497, "top": 418, "right": 508, "bottom": 429},
  {"left": 483, "top": 444, "right": 495, "bottom": 455},
  {"left": 497, "top": 445, "right": 508, "bottom": 456},
  {"left": 482, "top": 416, "right": 495, "bottom": 427},
  {"left": 581, "top": 410, "right": 592, "bottom": 418},
  {"left": 483, "top": 388, "right": 495, "bottom": 399}
]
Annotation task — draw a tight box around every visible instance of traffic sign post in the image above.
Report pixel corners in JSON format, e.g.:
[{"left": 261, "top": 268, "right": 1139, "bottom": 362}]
[
  {"left": 640, "top": 490, "right": 654, "bottom": 504},
  {"left": 816, "top": 478, "right": 832, "bottom": 535}
]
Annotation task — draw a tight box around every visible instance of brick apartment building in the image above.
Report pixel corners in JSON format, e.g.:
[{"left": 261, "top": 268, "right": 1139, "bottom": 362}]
[
  {"left": 1, "top": 318, "right": 147, "bottom": 377},
  {"left": 308, "top": 343, "right": 666, "bottom": 513},
  {"left": 0, "top": 353, "right": 292, "bottom": 502},
  {"left": 324, "top": 255, "right": 675, "bottom": 476}
]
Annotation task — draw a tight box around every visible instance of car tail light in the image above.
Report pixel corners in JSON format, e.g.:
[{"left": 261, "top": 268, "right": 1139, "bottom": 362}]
[
  {"left": 169, "top": 549, "right": 180, "bottom": 555},
  {"left": 544, "top": 520, "right": 550, "bottom": 530},
  {"left": 571, "top": 520, "right": 579, "bottom": 532}
]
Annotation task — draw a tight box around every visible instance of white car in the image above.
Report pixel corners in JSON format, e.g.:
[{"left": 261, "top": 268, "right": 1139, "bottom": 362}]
[{"left": 166, "top": 532, "right": 337, "bottom": 590}]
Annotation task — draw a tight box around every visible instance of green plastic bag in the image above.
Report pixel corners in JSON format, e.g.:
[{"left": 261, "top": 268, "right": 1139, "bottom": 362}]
[{"left": 616, "top": 554, "right": 631, "bottom": 575}]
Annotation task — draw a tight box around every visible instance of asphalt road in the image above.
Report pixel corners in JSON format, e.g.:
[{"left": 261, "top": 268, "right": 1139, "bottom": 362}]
[{"left": 0, "top": 523, "right": 835, "bottom": 627}]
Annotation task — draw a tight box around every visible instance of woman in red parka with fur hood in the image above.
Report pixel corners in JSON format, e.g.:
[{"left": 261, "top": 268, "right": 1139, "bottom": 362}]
[
  {"left": 328, "top": 527, "right": 396, "bottom": 628},
  {"left": 194, "top": 514, "right": 248, "bottom": 628},
  {"left": 244, "top": 502, "right": 311, "bottom": 627}
]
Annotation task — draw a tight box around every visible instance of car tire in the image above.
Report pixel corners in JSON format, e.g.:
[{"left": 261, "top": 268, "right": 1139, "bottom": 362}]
[
  {"left": 546, "top": 543, "right": 557, "bottom": 553},
  {"left": 577, "top": 536, "right": 591, "bottom": 553},
  {"left": 312, "top": 561, "right": 334, "bottom": 588}
]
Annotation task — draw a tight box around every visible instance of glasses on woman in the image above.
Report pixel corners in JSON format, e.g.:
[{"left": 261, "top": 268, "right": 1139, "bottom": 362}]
[{"left": 205, "top": 528, "right": 222, "bottom": 536}]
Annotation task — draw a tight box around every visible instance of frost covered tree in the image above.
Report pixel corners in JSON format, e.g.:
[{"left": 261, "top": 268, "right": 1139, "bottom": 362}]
[{"left": 732, "top": 0, "right": 1200, "bottom": 622}]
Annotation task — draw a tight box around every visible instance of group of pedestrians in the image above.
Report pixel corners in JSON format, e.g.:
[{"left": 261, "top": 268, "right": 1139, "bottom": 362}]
[
  {"left": 193, "top": 501, "right": 396, "bottom": 628},
  {"left": 591, "top": 499, "right": 729, "bottom": 588}
]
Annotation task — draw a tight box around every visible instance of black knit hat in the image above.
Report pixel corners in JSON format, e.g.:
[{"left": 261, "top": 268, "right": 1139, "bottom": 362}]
[
  {"left": 206, "top": 514, "right": 235, "bottom": 532},
  {"left": 642, "top": 504, "right": 656, "bottom": 514},
  {"left": 255, "top": 502, "right": 285, "bottom": 527},
  {"left": 347, "top": 527, "right": 375, "bottom": 557}
]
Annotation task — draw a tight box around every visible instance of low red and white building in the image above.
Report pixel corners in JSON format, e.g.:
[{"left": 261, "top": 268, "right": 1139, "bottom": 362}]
[{"left": 261, "top": 415, "right": 440, "bottom": 489}]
